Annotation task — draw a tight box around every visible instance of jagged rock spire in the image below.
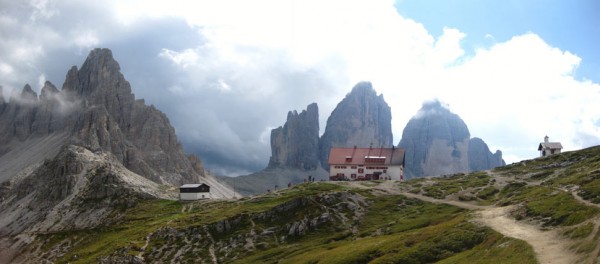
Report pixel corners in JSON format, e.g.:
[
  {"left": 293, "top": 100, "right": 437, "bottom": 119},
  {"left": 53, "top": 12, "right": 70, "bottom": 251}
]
[
  {"left": 319, "top": 81, "right": 393, "bottom": 169},
  {"left": 269, "top": 103, "right": 320, "bottom": 170}
]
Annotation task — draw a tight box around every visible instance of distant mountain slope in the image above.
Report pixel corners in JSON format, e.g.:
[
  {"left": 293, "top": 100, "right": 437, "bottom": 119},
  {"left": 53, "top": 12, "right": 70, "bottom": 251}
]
[{"left": 399, "top": 100, "right": 504, "bottom": 178}]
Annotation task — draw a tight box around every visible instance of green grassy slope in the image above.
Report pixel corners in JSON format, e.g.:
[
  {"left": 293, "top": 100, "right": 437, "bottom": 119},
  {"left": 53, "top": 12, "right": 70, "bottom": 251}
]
[
  {"left": 24, "top": 182, "right": 534, "bottom": 264},
  {"left": 23, "top": 145, "right": 600, "bottom": 263}
]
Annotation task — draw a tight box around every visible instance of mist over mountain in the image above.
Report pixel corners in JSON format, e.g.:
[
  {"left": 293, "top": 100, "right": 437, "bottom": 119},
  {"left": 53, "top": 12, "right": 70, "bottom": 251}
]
[{"left": 398, "top": 100, "right": 505, "bottom": 178}]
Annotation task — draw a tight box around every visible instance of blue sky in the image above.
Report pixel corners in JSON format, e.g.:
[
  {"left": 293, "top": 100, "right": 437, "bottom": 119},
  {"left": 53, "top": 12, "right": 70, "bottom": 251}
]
[
  {"left": 396, "top": 0, "right": 600, "bottom": 82},
  {"left": 1, "top": 0, "right": 599, "bottom": 175}
]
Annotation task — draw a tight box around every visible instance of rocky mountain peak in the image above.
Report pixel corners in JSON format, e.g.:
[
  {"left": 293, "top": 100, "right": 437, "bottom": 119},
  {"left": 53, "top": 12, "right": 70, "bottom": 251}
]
[
  {"left": 399, "top": 100, "right": 471, "bottom": 178},
  {"left": 468, "top": 137, "right": 506, "bottom": 171},
  {"left": 40, "top": 81, "right": 59, "bottom": 100},
  {"left": 61, "top": 66, "right": 80, "bottom": 98},
  {"left": 350, "top": 81, "right": 376, "bottom": 94},
  {"left": 19, "top": 84, "right": 39, "bottom": 103},
  {"left": 268, "top": 103, "right": 320, "bottom": 170},
  {"left": 399, "top": 100, "right": 504, "bottom": 178},
  {"left": 319, "top": 82, "right": 393, "bottom": 169},
  {"left": 77, "top": 48, "right": 125, "bottom": 96}
]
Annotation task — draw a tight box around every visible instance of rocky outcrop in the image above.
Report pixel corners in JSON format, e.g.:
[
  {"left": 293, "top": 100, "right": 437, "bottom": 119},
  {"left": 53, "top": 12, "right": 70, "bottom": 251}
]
[
  {"left": 0, "top": 145, "right": 176, "bottom": 237},
  {"left": 95, "top": 191, "right": 365, "bottom": 264},
  {"left": 319, "top": 82, "right": 393, "bottom": 169},
  {"left": 0, "top": 48, "right": 227, "bottom": 189},
  {"left": 398, "top": 100, "right": 504, "bottom": 178},
  {"left": 468, "top": 137, "right": 506, "bottom": 171},
  {"left": 268, "top": 103, "right": 320, "bottom": 170}
]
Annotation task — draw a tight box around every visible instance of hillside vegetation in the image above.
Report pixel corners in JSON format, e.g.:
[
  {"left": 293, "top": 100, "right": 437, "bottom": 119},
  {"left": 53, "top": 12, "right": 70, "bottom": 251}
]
[{"left": 12, "top": 145, "right": 600, "bottom": 263}]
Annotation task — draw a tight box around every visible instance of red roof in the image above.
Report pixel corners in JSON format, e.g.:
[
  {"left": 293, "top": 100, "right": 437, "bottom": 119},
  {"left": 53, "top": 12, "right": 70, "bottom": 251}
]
[{"left": 328, "top": 147, "right": 405, "bottom": 166}]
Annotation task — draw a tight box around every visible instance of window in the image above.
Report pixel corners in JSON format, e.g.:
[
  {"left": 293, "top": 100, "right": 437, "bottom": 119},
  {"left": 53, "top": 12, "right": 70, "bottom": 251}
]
[
  {"left": 351, "top": 166, "right": 357, "bottom": 169},
  {"left": 365, "top": 157, "right": 386, "bottom": 164},
  {"left": 358, "top": 168, "right": 364, "bottom": 173},
  {"left": 351, "top": 174, "right": 356, "bottom": 179}
]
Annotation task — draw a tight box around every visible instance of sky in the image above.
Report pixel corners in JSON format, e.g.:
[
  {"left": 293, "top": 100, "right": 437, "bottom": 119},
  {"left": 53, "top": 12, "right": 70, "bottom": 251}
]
[{"left": 1, "top": 0, "right": 599, "bottom": 176}]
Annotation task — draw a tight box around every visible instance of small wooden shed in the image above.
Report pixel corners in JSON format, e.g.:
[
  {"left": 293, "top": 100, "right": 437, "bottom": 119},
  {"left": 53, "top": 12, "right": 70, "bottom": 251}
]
[{"left": 179, "top": 183, "right": 210, "bottom": 200}]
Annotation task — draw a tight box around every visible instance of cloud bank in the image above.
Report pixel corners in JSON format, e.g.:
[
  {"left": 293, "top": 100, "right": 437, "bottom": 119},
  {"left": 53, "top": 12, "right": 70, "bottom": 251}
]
[{"left": 1, "top": 0, "right": 599, "bottom": 175}]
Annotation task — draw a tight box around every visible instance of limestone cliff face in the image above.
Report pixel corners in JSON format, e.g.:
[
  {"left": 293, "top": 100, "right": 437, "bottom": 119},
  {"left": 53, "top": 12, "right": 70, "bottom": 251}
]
[
  {"left": 268, "top": 103, "right": 320, "bottom": 170},
  {"left": 398, "top": 100, "right": 504, "bottom": 178},
  {"left": 319, "top": 82, "right": 393, "bottom": 169},
  {"left": 468, "top": 137, "right": 506, "bottom": 171},
  {"left": 0, "top": 48, "right": 230, "bottom": 189}
]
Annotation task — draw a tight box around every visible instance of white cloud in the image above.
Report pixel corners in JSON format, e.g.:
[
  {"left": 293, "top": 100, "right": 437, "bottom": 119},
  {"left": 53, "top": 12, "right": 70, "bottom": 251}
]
[
  {"left": 29, "top": 0, "right": 59, "bottom": 21},
  {"left": 159, "top": 48, "right": 199, "bottom": 69},
  {"left": 1, "top": 0, "right": 599, "bottom": 173},
  {"left": 73, "top": 30, "right": 99, "bottom": 48}
]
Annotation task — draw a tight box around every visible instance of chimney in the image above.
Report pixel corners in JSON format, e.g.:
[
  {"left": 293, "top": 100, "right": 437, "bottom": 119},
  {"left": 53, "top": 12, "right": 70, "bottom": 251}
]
[{"left": 544, "top": 135, "right": 549, "bottom": 143}]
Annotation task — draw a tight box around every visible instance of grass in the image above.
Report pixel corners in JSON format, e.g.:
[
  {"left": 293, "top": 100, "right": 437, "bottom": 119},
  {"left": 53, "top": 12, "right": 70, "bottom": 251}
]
[
  {"left": 54, "top": 199, "right": 184, "bottom": 263},
  {"left": 417, "top": 172, "right": 491, "bottom": 199},
  {"left": 50, "top": 180, "right": 536, "bottom": 264},
  {"left": 236, "top": 214, "right": 492, "bottom": 264},
  {"left": 497, "top": 186, "right": 599, "bottom": 226},
  {"left": 563, "top": 222, "right": 595, "bottom": 239},
  {"left": 497, "top": 146, "right": 600, "bottom": 185},
  {"left": 51, "top": 183, "right": 346, "bottom": 263},
  {"left": 356, "top": 195, "right": 464, "bottom": 237},
  {"left": 437, "top": 232, "right": 537, "bottom": 264},
  {"left": 476, "top": 186, "right": 499, "bottom": 200}
]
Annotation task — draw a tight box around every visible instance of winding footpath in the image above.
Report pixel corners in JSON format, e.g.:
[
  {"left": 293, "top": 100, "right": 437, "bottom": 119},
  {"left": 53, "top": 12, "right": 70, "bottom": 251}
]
[{"left": 347, "top": 181, "right": 579, "bottom": 264}]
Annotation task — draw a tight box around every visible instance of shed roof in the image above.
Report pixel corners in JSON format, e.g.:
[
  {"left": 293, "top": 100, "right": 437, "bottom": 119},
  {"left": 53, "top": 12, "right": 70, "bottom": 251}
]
[
  {"left": 180, "top": 183, "right": 209, "bottom": 188},
  {"left": 328, "top": 147, "right": 405, "bottom": 166},
  {"left": 538, "top": 142, "right": 563, "bottom": 151}
]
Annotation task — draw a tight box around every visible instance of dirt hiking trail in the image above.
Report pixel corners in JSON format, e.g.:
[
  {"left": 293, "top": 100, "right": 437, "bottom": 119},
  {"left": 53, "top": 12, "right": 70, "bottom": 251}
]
[{"left": 339, "top": 181, "right": 578, "bottom": 264}]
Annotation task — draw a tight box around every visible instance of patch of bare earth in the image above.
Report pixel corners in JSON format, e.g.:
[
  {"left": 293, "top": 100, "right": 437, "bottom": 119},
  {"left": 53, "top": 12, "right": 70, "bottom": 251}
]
[{"left": 477, "top": 206, "right": 576, "bottom": 264}]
